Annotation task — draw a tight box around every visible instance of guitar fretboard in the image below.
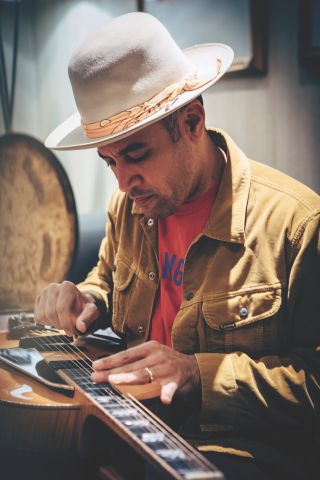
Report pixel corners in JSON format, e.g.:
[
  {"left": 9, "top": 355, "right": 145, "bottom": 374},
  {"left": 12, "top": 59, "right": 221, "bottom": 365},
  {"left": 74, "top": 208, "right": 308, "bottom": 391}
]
[
  {"left": 61, "top": 364, "right": 223, "bottom": 480},
  {"left": 20, "top": 333, "right": 223, "bottom": 479}
]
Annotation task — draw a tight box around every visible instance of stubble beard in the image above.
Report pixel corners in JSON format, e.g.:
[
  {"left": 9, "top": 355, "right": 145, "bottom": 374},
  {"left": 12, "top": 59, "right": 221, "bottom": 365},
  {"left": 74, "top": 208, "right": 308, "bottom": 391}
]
[
  {"left": 134, "top": 141, "right": 196, "bottom": 218},
  {"left": 138, "top": 191, "right": 180, "bottom": 219},
  {"left": 147, "top": 175, "right": 207, "bottom": 219},
  {"left": 139, "top": 172, "right": 192, "bottom": 219}
]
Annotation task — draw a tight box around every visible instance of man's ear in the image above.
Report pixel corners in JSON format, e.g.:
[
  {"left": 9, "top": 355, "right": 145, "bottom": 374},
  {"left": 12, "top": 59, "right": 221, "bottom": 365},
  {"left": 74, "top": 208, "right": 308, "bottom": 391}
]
[{"left": 180, "top": 99, "right": 205, "bottom": 139}]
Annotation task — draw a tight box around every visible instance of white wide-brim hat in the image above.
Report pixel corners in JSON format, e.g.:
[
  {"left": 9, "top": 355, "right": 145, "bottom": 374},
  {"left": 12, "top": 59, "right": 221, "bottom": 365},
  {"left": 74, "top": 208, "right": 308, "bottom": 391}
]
[{"left": 45, "top": 12, "right": 234, "bottom": 151}]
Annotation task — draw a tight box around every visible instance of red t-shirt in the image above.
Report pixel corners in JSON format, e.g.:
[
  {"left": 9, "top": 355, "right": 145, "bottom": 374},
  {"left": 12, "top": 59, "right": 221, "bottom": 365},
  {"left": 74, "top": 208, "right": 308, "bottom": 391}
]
[{"left": 150, "top": 186, "right": 217, "bottom": 346}]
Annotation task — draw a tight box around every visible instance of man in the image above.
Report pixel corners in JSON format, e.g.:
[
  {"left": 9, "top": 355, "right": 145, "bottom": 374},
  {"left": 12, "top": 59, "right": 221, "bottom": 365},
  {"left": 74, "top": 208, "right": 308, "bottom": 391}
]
[{"left": 36, "top": 12, "right": 320, "bottom": 479}]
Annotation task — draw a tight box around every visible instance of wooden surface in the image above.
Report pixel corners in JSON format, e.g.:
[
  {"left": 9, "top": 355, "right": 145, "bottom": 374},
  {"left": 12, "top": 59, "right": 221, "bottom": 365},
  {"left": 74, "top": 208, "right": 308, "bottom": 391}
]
[{"left": 0, "top": 133, "right": 78, "bottom": 310}]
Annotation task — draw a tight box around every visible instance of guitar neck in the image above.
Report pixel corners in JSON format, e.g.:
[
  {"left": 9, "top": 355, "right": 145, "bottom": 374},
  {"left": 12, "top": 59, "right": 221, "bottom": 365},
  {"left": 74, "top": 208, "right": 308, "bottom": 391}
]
[
  {"left": 58, "top": 362, "right": 222, "bottom": 480},
  {"left": 16, "top": 332, "right": 223, "bottom": 479}
]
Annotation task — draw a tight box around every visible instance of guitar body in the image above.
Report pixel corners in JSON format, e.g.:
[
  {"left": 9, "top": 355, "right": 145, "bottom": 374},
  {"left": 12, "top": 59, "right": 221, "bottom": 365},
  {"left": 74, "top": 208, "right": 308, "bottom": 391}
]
[
  {"left": 0, "top": 332, "right": 169, "bottom": 480},
  {"left": 0, "top": 330, "right": 222, "bottom": 480},
  {"left": 0, "top": 332, "right": 85, "bottom": 452},
  {"left": 0, "top": 332, "right": 99, "bottom": 480}
]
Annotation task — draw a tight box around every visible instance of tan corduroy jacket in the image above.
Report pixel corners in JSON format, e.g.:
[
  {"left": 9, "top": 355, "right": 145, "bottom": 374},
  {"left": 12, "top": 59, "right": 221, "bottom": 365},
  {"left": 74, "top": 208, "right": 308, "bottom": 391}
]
[{"left": 78, "top": 129, "right": 320, "bottom": 478}]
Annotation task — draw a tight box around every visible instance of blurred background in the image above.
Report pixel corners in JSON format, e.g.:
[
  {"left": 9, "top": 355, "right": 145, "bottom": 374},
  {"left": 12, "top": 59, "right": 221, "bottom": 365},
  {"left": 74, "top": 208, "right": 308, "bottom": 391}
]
[
  {"left": 0, "top": 0, "right": 319, "bottom": 307},
  {"left": 1, "top": 0, "right": 319, "bottom": 210}
]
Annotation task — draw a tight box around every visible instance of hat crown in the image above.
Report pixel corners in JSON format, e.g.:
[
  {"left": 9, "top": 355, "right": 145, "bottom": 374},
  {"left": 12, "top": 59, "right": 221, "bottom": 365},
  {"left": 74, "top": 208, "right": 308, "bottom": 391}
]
[{"left": 68, "top": 12, "right": 193, "bottom": 124}]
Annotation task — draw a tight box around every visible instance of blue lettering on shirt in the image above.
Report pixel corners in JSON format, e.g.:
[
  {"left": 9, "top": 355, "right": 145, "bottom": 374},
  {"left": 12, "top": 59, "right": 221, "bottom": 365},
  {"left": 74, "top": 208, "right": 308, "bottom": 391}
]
[{"left": 162, "top": 252, "right": 184, "bottom": 286}]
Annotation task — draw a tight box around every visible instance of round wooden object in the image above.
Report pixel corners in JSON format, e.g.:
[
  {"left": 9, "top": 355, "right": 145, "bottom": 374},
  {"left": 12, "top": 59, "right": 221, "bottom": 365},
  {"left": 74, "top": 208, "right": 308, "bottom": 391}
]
[{"left": 0, "top": 133, "right": 78, "bottom": 310}]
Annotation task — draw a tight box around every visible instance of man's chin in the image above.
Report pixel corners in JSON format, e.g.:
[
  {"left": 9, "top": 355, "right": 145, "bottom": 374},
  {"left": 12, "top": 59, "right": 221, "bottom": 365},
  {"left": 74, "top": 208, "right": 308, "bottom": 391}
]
[
  {"left": 133, "top": 195, "right": 176, "bottom": 219},
  {"left": 139, "top": 203, "right": 176, "bottom": 219}
]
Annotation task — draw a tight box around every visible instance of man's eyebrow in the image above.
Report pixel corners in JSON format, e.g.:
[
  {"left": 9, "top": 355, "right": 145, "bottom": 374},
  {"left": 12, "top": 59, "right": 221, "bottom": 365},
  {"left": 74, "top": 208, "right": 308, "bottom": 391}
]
[
  {"left": 97, "top": 142, "right": 148, "bottom": 161},
  {"left": 118, "top": 142, "right": 147, "bottom": 156}
]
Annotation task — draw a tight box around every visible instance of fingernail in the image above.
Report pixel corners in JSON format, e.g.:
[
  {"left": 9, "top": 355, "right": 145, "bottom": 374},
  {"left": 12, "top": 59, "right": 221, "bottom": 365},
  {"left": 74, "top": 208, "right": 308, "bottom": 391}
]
[
  {"left": 92, "top": 360, "right": 102, "bottom": 369},
  {"left": 91, "top": 372, "right": 103, "bottom": 382},
  {"left": 161, "top": 395, "right": 172, "bottom": 405},
  {"left": 76, "top": 323, "right": 86, "bottom": 334}
]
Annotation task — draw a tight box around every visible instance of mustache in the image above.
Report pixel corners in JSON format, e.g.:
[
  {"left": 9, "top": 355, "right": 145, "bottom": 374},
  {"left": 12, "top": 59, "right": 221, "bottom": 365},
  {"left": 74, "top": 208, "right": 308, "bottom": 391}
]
[{"left": 129, "top": 187, "right": 155, "bottom": 198}]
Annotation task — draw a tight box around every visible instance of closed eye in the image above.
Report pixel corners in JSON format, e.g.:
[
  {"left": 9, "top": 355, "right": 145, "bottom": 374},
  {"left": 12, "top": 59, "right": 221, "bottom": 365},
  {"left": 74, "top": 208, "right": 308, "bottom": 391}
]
[
  {"left": 97, "top": 148, "right": 152, "bottom": 167},
  {"left": 97, "top": 151, "right": 115, "bottom": 167},
  {"left": 124, "top": 149, "right": 152, "bottom": 164}
]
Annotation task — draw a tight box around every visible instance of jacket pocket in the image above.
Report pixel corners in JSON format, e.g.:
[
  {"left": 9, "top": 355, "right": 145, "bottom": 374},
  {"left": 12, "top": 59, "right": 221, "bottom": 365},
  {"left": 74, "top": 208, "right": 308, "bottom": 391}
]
[
  {"left": 112, "top": 259, "right": 136, "bottom": 332},
  {"left": 200, "top": 285, "right": 282, "bottom": 356}
]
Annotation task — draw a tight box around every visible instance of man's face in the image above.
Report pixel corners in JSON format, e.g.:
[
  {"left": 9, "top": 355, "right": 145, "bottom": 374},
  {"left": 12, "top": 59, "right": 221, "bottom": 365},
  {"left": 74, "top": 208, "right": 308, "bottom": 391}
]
[{"left": 97, "top": 118, "right": 198, "bottom": 218}]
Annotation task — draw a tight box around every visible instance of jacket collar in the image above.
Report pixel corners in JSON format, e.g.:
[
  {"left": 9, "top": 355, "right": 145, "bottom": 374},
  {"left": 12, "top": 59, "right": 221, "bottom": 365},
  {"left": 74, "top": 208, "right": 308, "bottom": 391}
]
[
  {"left": 204, "top": 128, "right": 250, "bottom": 245},
  {"left": 131, "top": 128, "right": 250, "bottom": 245}
]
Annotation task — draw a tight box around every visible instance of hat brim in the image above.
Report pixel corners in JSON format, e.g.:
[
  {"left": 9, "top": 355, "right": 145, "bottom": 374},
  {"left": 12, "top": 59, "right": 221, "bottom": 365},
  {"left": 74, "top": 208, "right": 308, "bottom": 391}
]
[{"left": 45, "top": 43, "right": 233, "bottom": 151}]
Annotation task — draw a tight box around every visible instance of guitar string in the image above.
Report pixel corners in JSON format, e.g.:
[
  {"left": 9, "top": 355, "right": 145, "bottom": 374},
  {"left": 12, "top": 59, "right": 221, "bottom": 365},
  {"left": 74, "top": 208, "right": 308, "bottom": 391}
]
[
  {"left": 29, "top": 335, "right": 176, "bottom": 440},
  {"left": 31, "top": 334, "right": 135, "bottom": 401},
  {"left": 36, "top": 334, "right": 212, "bottom": 469},
  {"left": 32, "top": 334, "right": 213, "bottom": 472},
  {"left": 28, "top": 333, "right": 211, "bottom": 470},
  {"left": 29, "top": 336, "right": 176, "bottom": 440},
  {"left": 32, "top": 335, "right": 204, "bottom": 471}
]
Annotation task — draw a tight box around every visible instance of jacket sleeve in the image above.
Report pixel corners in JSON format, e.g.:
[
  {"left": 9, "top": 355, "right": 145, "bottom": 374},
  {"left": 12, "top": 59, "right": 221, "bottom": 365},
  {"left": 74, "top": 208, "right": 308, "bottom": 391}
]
[
  {"left": 195, "top": 210, "right": 320, "bottom": 432},
  {"left": 77, "top": 194, "right": 119, "bottom": 329}
]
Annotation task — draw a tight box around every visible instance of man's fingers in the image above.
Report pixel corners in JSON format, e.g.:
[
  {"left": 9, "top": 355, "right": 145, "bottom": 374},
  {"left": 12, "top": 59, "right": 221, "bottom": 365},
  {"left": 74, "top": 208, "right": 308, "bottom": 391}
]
[
  {"left": 92, "top": 351, "right": 140, "bottom": 371},
  {"left": 91, "top": 342, "right": 197, "bottom": 406},
  {"left": 92, "top": 368, "right": 149, "bottom": 385},
  {"left": 34, "top": 291, "right": 46, "bottom": 324},
  {"left": 35, "top": 284, "right": 59, "bottom": 326},
  {"left": 34, "top": 281, "right": 98, "bottom": 336},
  {"left": 93, "top": 355, "right": 156, "bottom": 375},
  {"left": 56, "top": 282, "right": 80, "bottom": 335},
  {"left": 75, "top": 302, "right": 100, "bottom": 333},
  {"left": 160, "top": 382, "right": 178, "bottom": 405},
  {"left": 92, "top": 341, "right": 159, "bottom": 370},
  {"left": 108, "top": 369, "right": 151, "bottom": 385}
]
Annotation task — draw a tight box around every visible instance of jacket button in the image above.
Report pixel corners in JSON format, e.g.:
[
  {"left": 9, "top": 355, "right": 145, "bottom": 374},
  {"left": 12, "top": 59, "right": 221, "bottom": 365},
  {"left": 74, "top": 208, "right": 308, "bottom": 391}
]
[
  {"left": 148, "top": 271, "right": 156, "bottom": 281},
  {"left": 239, "top": 307, "right": 248, "bottom": 318},
  {"left": 137, "top": 325, "right": 145, "bottom": 334},
  {"left": 147, "top": 218, "right": 154, "bottom": 227},
  {"left": 186, "top": 292, "right": 194, "bottom": 301}
]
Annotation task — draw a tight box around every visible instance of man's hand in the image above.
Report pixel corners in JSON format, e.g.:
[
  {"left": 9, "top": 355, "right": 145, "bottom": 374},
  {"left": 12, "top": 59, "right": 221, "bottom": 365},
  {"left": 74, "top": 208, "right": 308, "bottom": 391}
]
[
  {"left": 92, "top": 340, "right": 200, "bottom": 405},
  {"left": 34, "top": 281, "right": 100, "bottom": 336}
]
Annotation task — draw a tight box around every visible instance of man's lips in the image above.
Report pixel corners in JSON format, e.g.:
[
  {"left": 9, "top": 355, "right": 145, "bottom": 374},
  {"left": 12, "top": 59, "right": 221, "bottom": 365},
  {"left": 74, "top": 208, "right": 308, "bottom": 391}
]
[{"left": 131, "top": 194, "right": 155, "bottom": 206}]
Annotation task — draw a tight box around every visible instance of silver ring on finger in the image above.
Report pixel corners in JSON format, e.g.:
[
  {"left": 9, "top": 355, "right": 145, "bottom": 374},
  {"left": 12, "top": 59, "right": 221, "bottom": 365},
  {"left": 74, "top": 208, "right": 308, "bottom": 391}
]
[{"left": 145, "top": 367, "right": 154, "bottom": 383}]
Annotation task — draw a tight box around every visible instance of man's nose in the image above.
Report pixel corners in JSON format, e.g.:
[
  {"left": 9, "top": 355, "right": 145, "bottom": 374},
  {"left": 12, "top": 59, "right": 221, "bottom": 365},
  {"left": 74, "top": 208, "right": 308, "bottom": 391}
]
[{"left": 116, "top": 164, "right": 142, "bottom": 193}]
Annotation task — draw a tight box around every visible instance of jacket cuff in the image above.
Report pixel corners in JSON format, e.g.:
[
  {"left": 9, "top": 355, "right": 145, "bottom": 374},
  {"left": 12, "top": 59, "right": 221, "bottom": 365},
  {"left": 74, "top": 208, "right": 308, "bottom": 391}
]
[{"left": 195, "top": 353, "right": 237, "bottom": 431}]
